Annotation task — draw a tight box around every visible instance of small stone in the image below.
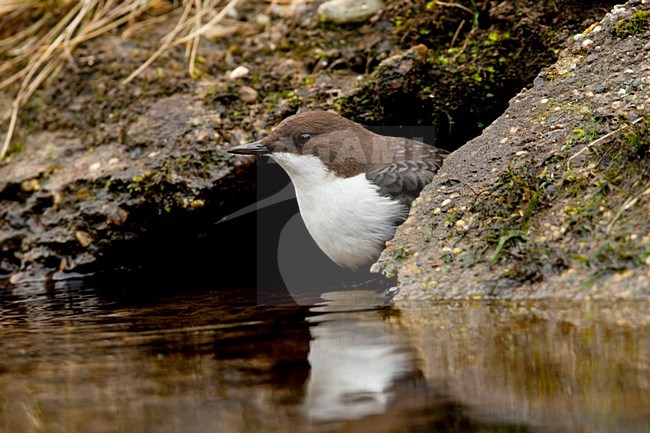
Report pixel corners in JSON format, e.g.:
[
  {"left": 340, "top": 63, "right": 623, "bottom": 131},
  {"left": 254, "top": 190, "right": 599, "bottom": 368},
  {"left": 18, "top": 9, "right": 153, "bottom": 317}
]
[
  {"left": 229, "top": 66, "right": 249, "bottom": 80},
  {"left": 452, "top": 247, "right": 463, "bottom": 255},
  {"left": 194, "top": 129, "right": 212, "bottom": 143},
  {"left": 594, "top": 84, "right": 607, "bottom": 93},
  {"left": 108, "top": 158, "right": 119, "bottom": 165},
  {"left": 581, "top": 39, "right": 593, "bottom": 48},
  {"left": 5, "top": 210, "right": 23, "bottom": 228},
  {"left": 239, "top": 85, "right": 259, "bottom": 103},
  {"left": 188, "top": 199, "right": 205, "bottom": 210},
  {"left": 630, "top": 78, "right": 642, "bottom": 90},
  {"left": 203, "top": 24, "right": 239, "bottom": 40},
  {"left": 20, "top": 179, "right": 40, "bottom": 192},
  {"left": 89, "top": 162, "right": 101, "bottom": 172},
  {"left": 226, "top": 7, "right": 239, "bottom": 19},
  {"left": 541, "top": 98, "right": 549, "bottom": 104},
  {"left": 533, "top": 76, "right": 545, "bottom": 87},
  {"left": 573, "top": 33, "right": 584, "bottom": 41},
  {"left": 256, "top": 14, "right": 270, "bottom": 28},
  {"left": 585, "top": 54, "right": 598, "bottom": 63},
  {"left": 440, "top": 198, "right": 451, "bottom": 207},
  {"left": 617, "top": 88, "right": 627, "bottom": 96},
  {"left": 317, "top": 0, "right": 384, "bottom": 24},
  {"left": 75, "top": 230, "right": 93, "bottom": 248},
  {"left": 108, "top": 207, "right": 129, "bottom": 226}
]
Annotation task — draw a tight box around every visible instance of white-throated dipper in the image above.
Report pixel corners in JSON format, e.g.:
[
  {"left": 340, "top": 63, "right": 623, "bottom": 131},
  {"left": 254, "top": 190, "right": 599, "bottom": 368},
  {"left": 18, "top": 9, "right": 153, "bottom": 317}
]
[{"left": 229, "top": 111, "right": 447, "bottom": 270}]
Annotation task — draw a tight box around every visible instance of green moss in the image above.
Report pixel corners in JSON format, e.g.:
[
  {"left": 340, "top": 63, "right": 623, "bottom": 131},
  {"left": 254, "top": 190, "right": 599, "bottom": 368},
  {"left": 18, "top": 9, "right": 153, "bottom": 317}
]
[
  {"left": 3, "top": 141, "right": 26, "bottom": 160},
  {"left": 566, "top": 118, "right": 650, "bottom": 274},
  {"left": 569, "top": 127, "right": 598, "bottom": 143},
  {"left": 612, "top": 10, "right": 650, "bottom": 37},
  {"left": 440, "top": 250, "right": 455, "bottom": 265},
  {"left": 262, "top": 89, "right": 301, "bottom": 112},
  {"left": 473, "top": 164, "right": 549, "bottom": 269},
  {"left": 392, "top": 247, "right": 414, "bottom": 261},
  {"left": 491, "top": 230, "right": 527, "bottom": 263},
  {"left": 454, "top": 116, "right": 650, "bottom": 286},
  {"left": 331, "top": 97, "right": 345, "bottom": 112}
]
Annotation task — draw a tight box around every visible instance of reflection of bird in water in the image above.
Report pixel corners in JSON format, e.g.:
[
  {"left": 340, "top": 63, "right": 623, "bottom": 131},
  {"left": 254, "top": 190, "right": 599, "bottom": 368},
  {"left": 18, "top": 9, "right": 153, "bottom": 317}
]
[{"left": 302, "top": 291, "right": 414, "bottom": 421}]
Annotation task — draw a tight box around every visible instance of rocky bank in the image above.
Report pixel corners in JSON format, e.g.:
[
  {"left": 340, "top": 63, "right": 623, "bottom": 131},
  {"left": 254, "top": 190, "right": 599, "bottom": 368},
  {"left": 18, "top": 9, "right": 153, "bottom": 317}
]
[
  {"left": 377, "top": 0, "right": 650, "bottom": 301},
  {"left": 1, "top": 0, "right": 640, "bottom": 294}
]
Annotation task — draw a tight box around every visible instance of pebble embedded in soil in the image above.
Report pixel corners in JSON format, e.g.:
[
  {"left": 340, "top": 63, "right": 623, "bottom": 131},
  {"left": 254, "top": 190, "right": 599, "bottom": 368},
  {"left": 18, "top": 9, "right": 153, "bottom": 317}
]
[
  {"left": 317, "top": 0, "right": 384, "bottom": 24},
  {"left": 229, "top": 66, "right": 250, "bottom": 80},
  {"left": 74, "top": 231, "right": 93, "bottom": 248},
  {"left": 238, "top": 85, "right": 259, "bottom": 103},
  {"left": 20, "top": 179, "right": 40, "bottom": 192}
]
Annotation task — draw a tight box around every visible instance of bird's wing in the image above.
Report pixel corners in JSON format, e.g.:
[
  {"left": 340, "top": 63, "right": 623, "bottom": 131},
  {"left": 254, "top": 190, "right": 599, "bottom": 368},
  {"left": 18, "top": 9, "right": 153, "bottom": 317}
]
[{"left": 365, "top": 153, "right": 445, "bottom": 206}]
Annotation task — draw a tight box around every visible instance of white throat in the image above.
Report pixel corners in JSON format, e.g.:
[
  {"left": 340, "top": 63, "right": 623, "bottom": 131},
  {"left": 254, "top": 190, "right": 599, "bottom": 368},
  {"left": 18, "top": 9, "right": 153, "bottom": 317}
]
[{"left": 270, "top": 153, "right": 407, "bottom": 269}]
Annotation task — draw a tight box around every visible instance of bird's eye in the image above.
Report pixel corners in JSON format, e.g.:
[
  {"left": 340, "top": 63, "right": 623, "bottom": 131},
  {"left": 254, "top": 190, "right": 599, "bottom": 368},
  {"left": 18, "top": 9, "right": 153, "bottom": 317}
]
[{"left": 297, "top": 133, "right": 311, "bottom": 145}]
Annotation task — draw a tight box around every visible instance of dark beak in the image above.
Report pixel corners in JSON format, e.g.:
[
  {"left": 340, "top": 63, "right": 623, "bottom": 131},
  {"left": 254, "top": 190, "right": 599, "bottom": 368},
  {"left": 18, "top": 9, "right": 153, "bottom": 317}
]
[{"left": 228, "top": 141, "right": 270, "bottom": 155}]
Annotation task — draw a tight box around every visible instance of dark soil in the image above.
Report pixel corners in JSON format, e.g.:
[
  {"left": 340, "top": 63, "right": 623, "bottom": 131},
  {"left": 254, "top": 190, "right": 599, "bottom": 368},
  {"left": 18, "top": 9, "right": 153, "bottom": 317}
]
[{"left": 0, "top": 0, "right": 624, "bottom": 287}]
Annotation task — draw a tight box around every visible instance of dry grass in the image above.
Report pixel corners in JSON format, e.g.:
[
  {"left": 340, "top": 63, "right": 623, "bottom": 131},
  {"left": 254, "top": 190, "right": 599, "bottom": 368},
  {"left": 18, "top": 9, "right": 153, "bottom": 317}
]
[{"left": 0, "top": 0, "right": 245, "bottom": 160}]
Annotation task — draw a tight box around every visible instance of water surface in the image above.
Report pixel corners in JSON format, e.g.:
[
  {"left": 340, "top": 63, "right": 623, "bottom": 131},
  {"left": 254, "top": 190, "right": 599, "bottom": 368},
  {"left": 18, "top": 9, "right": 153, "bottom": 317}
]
[{"left": 1, "top": 280, "right": 648, "bottom": 433}]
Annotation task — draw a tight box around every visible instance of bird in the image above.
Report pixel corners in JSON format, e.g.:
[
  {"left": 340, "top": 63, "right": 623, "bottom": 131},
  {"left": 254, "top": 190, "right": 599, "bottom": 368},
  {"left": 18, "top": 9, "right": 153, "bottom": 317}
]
[{"left": 228, "top": 111, "right": 447, "bottom": 270}]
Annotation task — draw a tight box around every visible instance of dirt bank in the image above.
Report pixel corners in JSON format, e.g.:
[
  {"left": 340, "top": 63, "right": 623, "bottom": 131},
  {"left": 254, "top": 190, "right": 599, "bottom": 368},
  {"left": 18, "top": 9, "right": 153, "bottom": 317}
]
[{"left": 376, "top": 1, "right": 650, "bottom": 301}]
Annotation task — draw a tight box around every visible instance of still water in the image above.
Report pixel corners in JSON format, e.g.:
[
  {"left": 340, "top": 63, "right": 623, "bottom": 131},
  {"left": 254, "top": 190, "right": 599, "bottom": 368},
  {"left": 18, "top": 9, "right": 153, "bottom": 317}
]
[{"left": 1, "top": 279, "right": 648, "bottom": 433}]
